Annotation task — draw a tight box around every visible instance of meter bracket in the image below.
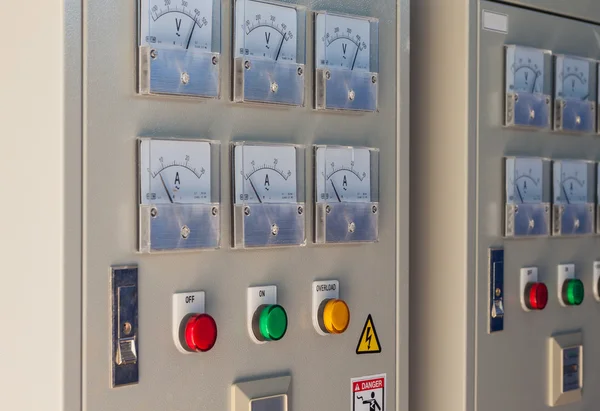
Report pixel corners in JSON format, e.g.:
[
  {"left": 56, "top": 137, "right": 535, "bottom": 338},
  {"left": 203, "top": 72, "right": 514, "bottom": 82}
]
[
  {"left": 139, "top": 47, "right": 220, "bottom": 98},
  {"left": 232, "top": 143, "right": 306, "bottom": 248},
  {"left": 554, "top": 55, "right": 597, "bottom": 134},
  {"left": 232, "top": 0, "right": 306, "bottom": 106},
  {"left": 314, "top": 146, "right": 379, "bottom": 244},
  {"left": 137, "top": 0, "right": 221, "bottom": 98},
  {"left": 138, "top": 138, "right": 221, "bottom": 252},
  {"left": 552, "top": 160, "right": 595, "bottom": 236},
  {"left": 504, "top": 157, "right": 551, "bottom": 238},
  {"left": 505, "top": 45, "right": 552, "bottom": 130},
  {"left": 314, "top": 12, "right": 378, "bottom": 112}
]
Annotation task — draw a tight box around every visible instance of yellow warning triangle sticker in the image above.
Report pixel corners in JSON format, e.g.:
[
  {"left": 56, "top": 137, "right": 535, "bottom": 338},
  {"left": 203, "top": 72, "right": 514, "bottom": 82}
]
[{"left": 356, "top": 314, "right": 381, "bottom": 354}]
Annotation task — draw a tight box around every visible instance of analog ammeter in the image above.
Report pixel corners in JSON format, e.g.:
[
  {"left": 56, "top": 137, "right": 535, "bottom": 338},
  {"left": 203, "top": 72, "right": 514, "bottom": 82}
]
[
  {"left": 553, "top": 159, "right": 595, "bottom": 236},
  {"left": 505, "top": 45, "right": 552, "bottom": 129},
  {"left": 138, "top": 138, "right": 220, "bottom": 252},
  {"left": 314, "top": 145, "right": 379, "bottom": 244},
  {"left": 554, "top": 55, "right": 597, "bottom": 133},
  {"left": 505, "top": 157, "right": 551, "bottom": 237},
  {"left": 232, "top": 142, "right": 305, "bottom": 248},
  {"left": 138, "top": 0, "right": 221, "bottom": 98},
  {"left": 314, "top": 12, "right": 379, "bottom": 112},
  {"left": 233, "top": 0, "right": 306, "bottom": 106}
]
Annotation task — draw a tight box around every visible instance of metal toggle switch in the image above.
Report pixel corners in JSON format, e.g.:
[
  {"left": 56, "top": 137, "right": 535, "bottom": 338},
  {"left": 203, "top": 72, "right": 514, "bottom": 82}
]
[{"left": 491, "top": 299, "right": 504, "bottom": 318}]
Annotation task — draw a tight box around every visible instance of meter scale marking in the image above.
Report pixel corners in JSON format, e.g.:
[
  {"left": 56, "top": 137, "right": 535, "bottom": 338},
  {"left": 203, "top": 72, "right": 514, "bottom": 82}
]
[
  {"left": 560, "top": 176, "right": 585, "bottom": 204},
  {"left": 512, "top": 174, "right": 539, "bottom": 203},
  {"left": 325, "top": 165, "right": 366, "bottom": 181},
  {"left": 512, "top": 59, "right": 541, "bottom": 93},
  {"left": 244, "top": 17, "right": 290, "bottom": 60},
  {"left": 151, "top": 161, "right": 205, "bottom": 179},
  {"left": 244, "top": 161, "right": 292, "bottom": 181}
]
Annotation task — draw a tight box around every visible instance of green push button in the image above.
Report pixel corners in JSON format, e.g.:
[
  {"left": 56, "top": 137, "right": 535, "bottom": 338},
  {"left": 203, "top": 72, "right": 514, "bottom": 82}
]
[
  {"left": 563, "top": 279, "right": 584, "bottom": 306},
  {"left": 257, "top": 304, "right": 288, "bottom": 341}
]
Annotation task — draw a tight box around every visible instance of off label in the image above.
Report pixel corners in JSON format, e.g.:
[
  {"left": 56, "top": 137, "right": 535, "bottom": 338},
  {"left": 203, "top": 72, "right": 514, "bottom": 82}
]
[{"left": 352, "top": 374, "right": 385, "bottom": 411}]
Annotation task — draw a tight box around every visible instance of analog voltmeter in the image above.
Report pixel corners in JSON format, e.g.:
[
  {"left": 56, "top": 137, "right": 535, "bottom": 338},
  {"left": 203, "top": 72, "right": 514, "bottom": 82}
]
[
  {"left": 505, "top": 45, "right": 552, "bottom": 129},
  {"left": 553, "top": 159, "right": 595, "bottom": 236},
  {"left": 232, "top": 143, "right": 305, "bottom": 248},
  {"left": 505, "top": 157, "right": 551, "bottom": 237},
  {"left": 314, "top": 146, "right": 379, "bottom": 244},
  {"left": 138, "top": 0, "right": 221, "bottom": 97},
  {"left": 138, "top": 138, "right": 220, "bottom": 252},
  {"left": 314, "top": 12, "right": 378, "bottom": 111},
  {"left": 233, "top": 0, "right": 306, "bottom": 105},
  {"left": 554, "top": 55, "right": 597, "bottom": 133}
]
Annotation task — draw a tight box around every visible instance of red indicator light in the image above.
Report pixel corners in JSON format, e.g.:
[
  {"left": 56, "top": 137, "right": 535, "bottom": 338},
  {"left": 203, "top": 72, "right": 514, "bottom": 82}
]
[
  {"left": 184, "top": 314, "right": 218, "bottom": 352},
  {"left": 525, "top": 282, "right": 548, "bottom": 310}
]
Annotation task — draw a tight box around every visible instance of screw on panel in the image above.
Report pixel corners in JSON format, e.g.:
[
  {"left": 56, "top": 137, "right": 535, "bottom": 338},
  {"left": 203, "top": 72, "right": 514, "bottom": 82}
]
[
  {"left": 271, "top": 224, "right": 279, "bottom": 236},
  {"left": 528, "top": 219, "right": 535, "bottom": 229},
  {"left": 297, "top": 206, "right": 303, "bottom": 215},
  {"left": 181, "top": 72, "right": 190, "bottom": 85},
  {"left": 270, "top": 82, "right": 279, "bottom": 93},
  {"left": 150, "top": 49, "right": 158, "bottom": 59},
  {"left": 297, "top": 67, "right": 303, "bottom": 76},
  {"left": 495, "top": 288, "right": 501, "bottom": 297},
  {"left": 212, "top": 56, "right": 218, "bottom": 65},
  {"left": 122, "top": 322, "right": 132, "bottom": 336},
  {"left": 150, "top": 207, "right": 158, "bottom": 218},
  {"left": 244, "top": 206, "right": 251, "bottom": 216},
  {"left": 529, "top": 109, "right": 536, "bottom": 120},
  {"left": 181, "top": 225, "right": 191, "bottom": 239},
  {"left": 325, "top": 71, "right": 331, "bottom": 80},
  {"left": 371, "top": 75, "right": 377, "bottom": 84},
  {"left": 372, "top": 205, "right": 378, "bottom": 214},
  {"left": 348, "top": 89, "right": 356, "bottom": 101},
  {"left": 326, "top": 205, "right": 331, "bottom": 214},
  {"left": 348, "top": 222, "right": 356, "bottom": 233},
  {"left": 244, "top": 61, "right": 251, "bottom": 70},
  {"left": 212, "top": 207, "right": 218, "bottom": 216},
  {"left": 514, "top": 94, "right": 519, "bottom": 102}
]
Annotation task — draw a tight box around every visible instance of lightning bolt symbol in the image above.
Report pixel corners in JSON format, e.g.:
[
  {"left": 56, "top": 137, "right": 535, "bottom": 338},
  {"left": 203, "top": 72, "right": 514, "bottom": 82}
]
[{"left": 366, "top": 327, "right": 372, "bottom": 350}]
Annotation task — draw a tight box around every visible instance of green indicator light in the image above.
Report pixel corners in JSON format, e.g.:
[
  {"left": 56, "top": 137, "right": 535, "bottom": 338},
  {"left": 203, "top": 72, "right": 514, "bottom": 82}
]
[
  {"left": 258, "top": 305, "right": 288, "bottom": 341},
  {"left": 563, "top": 279, "right": 584, "bottom": 306}
]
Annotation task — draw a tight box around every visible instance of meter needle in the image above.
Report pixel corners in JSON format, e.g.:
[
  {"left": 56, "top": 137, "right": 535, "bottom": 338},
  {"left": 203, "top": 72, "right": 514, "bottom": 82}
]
[
  {"left": 274, "top": 35, "right": 285, "bottom": 61},
  {"left": 516, "top": 184, "right": 524, "bottom": 203},
  {"left": 562, "top": 184, "right": 571, "bottom": 204},
  {"left": 331, "top": 180, "right": 342, "bottom": 202},
  {"left": 248, "top": 177, "right": 263, "bottom": 203},
  {"left": 159, "top": 173, "right": 174, "bottom": 203},
  {"left": 185, "top": 19, "right": 198, "bottom": 50},
  {"left": 350, "top": 45, "right": 360, "bottom": 70}
]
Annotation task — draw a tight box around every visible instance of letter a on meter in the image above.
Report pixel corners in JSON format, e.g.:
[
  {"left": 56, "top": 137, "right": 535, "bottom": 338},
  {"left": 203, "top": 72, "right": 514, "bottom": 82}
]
[{"left": 351, "top": 374, "right": 385, "bottom": 411}]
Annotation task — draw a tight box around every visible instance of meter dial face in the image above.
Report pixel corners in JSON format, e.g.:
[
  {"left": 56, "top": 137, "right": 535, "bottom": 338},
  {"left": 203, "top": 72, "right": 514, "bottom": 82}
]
[
  {"left": 554, "top": 161, "right": 589, "bottom": 204},
  {"left": 316, "top": 147, "right": 371, "bottom": 203},
  {"left": 234, "top": 0, "right": 297, "bottom": 62},
  {"left": 507, "top": 47, "right": 545, "bottom": 94},
  {"left": 140, "top": 140, "right": 211, "bottom": 204},
  {"left": 234, "top": 145, "right": 297, "bottom": 204},
  {"left": 558, "top": 57, "right": 590, "bottom": 100},
  {"left": 315, "top": 14, "right": 370, "bottom": 71},
  {"left": 506, "top": 158, "right": 543, "bottom": 204},
  {"left": 141, "top": 0, "right": 213, "bottom": 50}
]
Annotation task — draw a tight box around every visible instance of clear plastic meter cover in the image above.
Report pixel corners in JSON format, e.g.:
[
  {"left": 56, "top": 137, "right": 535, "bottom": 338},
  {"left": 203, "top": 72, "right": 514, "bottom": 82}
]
[
  {"left": 232, "top": 142, "right": 306, "bottom": 248},
  {"left": 554, "top": 55, "right": 597, "bottom": 133},
  {"left": 505, "top": 45, "right": 552, "bottom": 129},
  {"left": 138, "top": 0, "right": 221, "bottom": 97},
  {"left": 233, "top": 0, "right": 306, "bottom": 105},
  {"left": 314, "top": 145, "right": 379, "bottom": 244},
  {"left": 505, "top": 157, "right": 551, "bottom": 237},
  {"left": 314, "top": 12, "right": 379, "bottom": 111},
  {"left": 552, "top": 159, "right": 595, "bottom": 236},
  {"left": 138, "top": 138, "right": 221, "bottom": 251}
]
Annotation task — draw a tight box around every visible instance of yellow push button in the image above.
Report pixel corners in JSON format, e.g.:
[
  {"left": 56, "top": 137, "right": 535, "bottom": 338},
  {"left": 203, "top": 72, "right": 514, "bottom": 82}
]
[{"left": 322, "top": 299, "right": 350, "bottom": 334}]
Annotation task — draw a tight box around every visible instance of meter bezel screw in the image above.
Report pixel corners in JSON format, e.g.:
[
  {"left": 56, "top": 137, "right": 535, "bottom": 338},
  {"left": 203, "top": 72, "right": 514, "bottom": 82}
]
[
  {"left": 326, "top": 205, "right": 331, "bottom": 214},
  {"left": 212, "top": 56, "right": 219, "bottom": 65},
  {"left": 297, "top": 206, "right": 303, "bottom": 215},
  {"left": 181, "top": 225, "right": 191, "bottom": 239},
  {"left": 212, "top": 207, "right": 218, "bottom": 216},
  {"left": 297, "top": 67, "right": 303, "bottom": 76},
  {"left": 150, "top": 49, "right": 158, "bottom": 59},
  {"left": 150, "top": 207, "right": 158, "bottom": 218},
  {"left": 244, "top": 60, "right": 251, "bottom": 70},
  {"left": 371, "top": 75, "right": 377, "bottom": 84},
  {"left": 325, "top": 70, "right": 331, "bottom": 80},
  {"left": 244, "top": 206, "right": 251, "bottom": 216},
  {"left": 372, "top": 205, "right": 378, "bottom": 214}
]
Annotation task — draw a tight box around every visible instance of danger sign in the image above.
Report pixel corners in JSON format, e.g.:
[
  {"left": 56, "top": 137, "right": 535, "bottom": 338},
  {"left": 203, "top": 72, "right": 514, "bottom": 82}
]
[{"left": 352, "top": 374, "right": 385, "bottom": 411}]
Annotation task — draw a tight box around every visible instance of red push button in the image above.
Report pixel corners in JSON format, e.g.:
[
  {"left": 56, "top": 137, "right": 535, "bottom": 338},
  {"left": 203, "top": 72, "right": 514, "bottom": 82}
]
[
  {"left": 184, "top": 314, "right": 217, "bottom": 352},
  {"left": 525, "top": 282, "right": 548, "bottom": 310}
]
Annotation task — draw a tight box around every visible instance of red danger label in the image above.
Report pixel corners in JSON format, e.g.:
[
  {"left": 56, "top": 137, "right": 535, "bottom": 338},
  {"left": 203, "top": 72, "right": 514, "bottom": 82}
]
[
  {"left": 353, "top": 377, "right": 385, "bottom": 392},
  {"left": 352, "top": 374, "right": 386, "bottom": 411}
]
